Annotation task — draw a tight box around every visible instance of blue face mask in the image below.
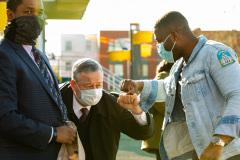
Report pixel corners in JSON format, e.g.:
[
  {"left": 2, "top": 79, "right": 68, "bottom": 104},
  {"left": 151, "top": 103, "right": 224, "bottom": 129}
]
[{"left": 157, "top": 33, "right": 176, "bottom": 63}]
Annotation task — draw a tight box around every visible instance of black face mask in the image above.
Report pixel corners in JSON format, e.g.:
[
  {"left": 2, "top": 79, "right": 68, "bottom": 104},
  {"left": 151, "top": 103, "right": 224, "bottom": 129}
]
[{"left": 4, "top": 15, "right": 44, "bottom": 45}]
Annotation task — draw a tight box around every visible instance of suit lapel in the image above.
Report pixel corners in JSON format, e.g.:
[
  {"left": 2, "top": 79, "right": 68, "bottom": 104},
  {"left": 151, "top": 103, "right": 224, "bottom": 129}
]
[
  {"left": 7, "top": 39, "right": 59, "bottom": 106},
  {"left": 41, "top": 53, "right": 61, "bottom": 94}
]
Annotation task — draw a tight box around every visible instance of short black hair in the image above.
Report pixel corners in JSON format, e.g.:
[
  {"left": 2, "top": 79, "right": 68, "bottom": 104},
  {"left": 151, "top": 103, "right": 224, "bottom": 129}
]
[
  {"left": 154, "top": 11, "right": 190, "bottom": 33},
  {"left": 7, "top": 0, "right": 23, "bottom": 12}
]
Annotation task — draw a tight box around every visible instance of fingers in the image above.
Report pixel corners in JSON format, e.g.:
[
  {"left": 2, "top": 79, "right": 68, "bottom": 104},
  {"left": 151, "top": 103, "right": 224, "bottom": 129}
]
[
  {"left": 66, "top": 127, "right": 76, "bottom": 145},
  {"left": 117, "top": 97, "right": 122, "bottom": 104},
  {"left": 71, "top": 127, "right": 77, "bottom": 134},
  {"left": 69, "top": 127, "right": 77, "bottom": 142},
  {"left": 118, "top": 93, "right": 136, "bottom": 104},
  {"left": 119, "top": 79, "right": 136, "bottom": 94},
  {"left": 127, "top": 90, "right": 135, "bottom": 95},
  {"left": 56, "top": 126, "right": 77, "bottom": 144},
  {"left": 68, "top": 136, "right": 75, "bottom": 145}
]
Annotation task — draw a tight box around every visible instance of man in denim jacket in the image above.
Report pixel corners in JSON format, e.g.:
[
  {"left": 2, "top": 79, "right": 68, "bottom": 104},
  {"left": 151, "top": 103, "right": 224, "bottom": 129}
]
[{"left": 119, "top": 11, "right": 240, "bottom": 160}]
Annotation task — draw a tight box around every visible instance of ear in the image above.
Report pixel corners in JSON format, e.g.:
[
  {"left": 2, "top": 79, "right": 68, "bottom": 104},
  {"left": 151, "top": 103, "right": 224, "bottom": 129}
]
[
  {"left": 172, "top": 31, "right": 179, "bottom": 41},
  {"left": 6, "top": 9, "right": 15, "bottom": 22},
  {"left": 70, "top": 80, "right": 76, "bottom": 92}
]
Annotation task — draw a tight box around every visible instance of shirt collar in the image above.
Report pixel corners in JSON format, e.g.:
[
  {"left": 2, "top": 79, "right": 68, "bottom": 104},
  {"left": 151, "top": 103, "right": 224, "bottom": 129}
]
[
  {"left": 187, "top": 35, "right": 208, "bottom": 64},
  {"left": 73, "top": 94, "right": 91, "bottom": 114},
  {"left": 22, "top": 45, "right": 32, "bottom": 54}
]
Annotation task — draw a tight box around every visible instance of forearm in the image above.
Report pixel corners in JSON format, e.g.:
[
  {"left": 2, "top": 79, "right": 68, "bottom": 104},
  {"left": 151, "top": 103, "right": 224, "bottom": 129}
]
[{"left": 121, "top": 112, "right": 154, "bottom": 140}]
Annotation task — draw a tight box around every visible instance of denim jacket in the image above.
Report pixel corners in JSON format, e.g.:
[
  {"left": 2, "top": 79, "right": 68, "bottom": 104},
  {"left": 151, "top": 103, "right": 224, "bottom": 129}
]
[{"left": 140, "top": 35, "right": 240, "bottom": 159}]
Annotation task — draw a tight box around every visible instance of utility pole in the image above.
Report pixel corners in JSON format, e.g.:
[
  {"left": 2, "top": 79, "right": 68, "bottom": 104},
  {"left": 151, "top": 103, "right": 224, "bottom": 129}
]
[{"left": 130, "top": 23, "right": 142, "bottom": 80}]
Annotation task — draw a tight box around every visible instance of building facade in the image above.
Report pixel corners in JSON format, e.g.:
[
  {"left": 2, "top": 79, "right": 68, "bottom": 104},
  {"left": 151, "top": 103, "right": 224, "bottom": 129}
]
[
  {"left": 48, "top": 34, "right": 99, "bottom": 82},
  {"left": 99, "top": 31, "right": 161, "bottom": 80}
]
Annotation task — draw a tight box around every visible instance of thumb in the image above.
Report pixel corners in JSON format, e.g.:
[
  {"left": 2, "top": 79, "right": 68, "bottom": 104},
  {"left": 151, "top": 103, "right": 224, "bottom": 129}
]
[{"left": 117, "top": 97, "right": 121, "bottom": 104}]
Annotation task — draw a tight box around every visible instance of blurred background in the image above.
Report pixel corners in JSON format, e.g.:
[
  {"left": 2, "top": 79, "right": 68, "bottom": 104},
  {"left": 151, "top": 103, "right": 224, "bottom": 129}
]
[{"left": 1, "top": 0, "right": 240, "bottom": 159}]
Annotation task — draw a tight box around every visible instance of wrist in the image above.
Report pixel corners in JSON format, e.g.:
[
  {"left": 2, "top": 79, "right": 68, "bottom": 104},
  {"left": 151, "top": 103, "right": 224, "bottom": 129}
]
[
  {"left": 135, "top": 80, "right": 143, "bottom": 92},
  {"left": 51, "top": 127, "right": 58, "bottom": 142},
  {"left": 214, "top": 134, "right": 230, "bottom": 143},
  {"left": 211, "top": 136, "right": 225, "bottom": 147},
  {"left": 131, "top": 107, "right": 143, "bottom": 115}
]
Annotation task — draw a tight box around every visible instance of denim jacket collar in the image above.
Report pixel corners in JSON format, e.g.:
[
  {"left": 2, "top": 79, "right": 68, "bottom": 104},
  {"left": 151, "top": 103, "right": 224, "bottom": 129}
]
[{"left": 186, "top": 35, "right": 207, "bottom": 65}]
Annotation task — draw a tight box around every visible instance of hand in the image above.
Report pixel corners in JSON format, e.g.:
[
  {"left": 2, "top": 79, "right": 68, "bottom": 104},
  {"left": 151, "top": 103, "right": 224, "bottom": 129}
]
[
  {"left": 56, "top": 126, "right": 77, "bottom": 145},
  {"left": 117, "top": 93, "right": 143, "bottom": 115},
  {"left": 119, "top": 79, "right": 143, "bottom": 95},
  {"left": 200, "top": 142, "right": 223, "bottom": 160}
]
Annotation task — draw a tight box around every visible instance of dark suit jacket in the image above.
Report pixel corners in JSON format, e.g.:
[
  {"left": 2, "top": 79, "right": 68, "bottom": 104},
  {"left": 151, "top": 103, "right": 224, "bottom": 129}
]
[
  {"left": 60, "top": 82, "right": 154, "bottom": 160},
  {"left": 0, "top": 38, "right": 65, "bottom": 159}
]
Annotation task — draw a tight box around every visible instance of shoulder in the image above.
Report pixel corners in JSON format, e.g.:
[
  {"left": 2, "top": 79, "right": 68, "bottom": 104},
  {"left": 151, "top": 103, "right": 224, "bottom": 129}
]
[
  {"left": 102, "top": 90, "right": 119, "bottom": 101},
  {"left": 203, "top": 40, "right": 238, "bottom": 68},
  {"left": 59, "top": 81, "right": 72, "bottom": 93},
  {"left": 0, "top": 37, "right": 7, "bottom": 46},
  {"left": 203, "top": 40, "right": 236, "bottom": 57},
  {"left": 0, "top": 38, "right": 23, "bottom": 62},
  {"left": 0, "top": 38, "right": 17, "bottom": 68},
  {"left": 0, "top": 38, "right": 12, "bottom": 53},
  {"left": 101, "top": 90, "right": 125, "bottom": 112}
]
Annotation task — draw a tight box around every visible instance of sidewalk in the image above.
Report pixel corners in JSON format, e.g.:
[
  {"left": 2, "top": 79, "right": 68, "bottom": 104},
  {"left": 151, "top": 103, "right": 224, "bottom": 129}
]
[{"left": 116, "top": 133, "right": 156, "bottom": 160}]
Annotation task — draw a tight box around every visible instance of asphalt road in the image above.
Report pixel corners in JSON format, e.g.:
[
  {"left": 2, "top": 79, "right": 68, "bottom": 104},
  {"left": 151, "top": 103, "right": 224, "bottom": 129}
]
[{"left": 116, "top": 133, "right": 156, "bottom": 160}]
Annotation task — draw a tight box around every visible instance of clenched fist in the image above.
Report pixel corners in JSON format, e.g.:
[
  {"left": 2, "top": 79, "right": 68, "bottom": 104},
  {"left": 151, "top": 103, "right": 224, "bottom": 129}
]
[{"left": 117, "top": 93, "right": 143, "bottom": 115}]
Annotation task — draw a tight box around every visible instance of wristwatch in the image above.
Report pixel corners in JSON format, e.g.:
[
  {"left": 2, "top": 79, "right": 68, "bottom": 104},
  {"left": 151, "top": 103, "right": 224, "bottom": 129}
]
[
  {"left": 211, "top": 136, "right": 225, "bottom": 146},
  {"left": 52, "top": 127, "right": 58, "bottom": 142}
]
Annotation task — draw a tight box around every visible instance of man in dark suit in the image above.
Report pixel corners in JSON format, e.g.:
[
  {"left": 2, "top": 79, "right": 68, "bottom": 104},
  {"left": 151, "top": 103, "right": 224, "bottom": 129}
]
[
  {"left": 0, "top": 0, "right": 76, "bottom": 159},
  {"left": 60, "top": 58, "right": 154, "bottom": 160}
]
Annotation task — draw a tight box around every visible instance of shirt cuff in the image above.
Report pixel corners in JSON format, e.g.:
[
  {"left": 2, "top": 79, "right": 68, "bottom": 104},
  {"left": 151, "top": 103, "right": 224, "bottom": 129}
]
[
  {"left": 139, "top": 80, "right": 158, "bottom": 112},
  {"left": 214, "top": 116, "right": 240, "bottom": 138},
  {"left": 48, "top": 127, "right": 54, "bottom": 143},
  {"left": 131, "top": 111, "right": 148, "bottom": 126}
]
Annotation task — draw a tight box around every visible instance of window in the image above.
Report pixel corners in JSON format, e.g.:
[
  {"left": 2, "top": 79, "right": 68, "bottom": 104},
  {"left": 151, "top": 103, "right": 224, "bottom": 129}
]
[
  {"left": 114, "top": 64, "right": 123, "bottom": 77},
  {"left": 86, "top": 40, "right": 92, "bottom": 51},
  {"left": 142, "top": 64, "right": 148, "bottom": 77},
  {"left": 65, "top": 61, "right": 72, "bottom": 71},
  {"left": 65, "top": 41, "right": 72, "bottom": 51},
  {"left": 109, "top": 64, "right": 114, "bottom": 73}
]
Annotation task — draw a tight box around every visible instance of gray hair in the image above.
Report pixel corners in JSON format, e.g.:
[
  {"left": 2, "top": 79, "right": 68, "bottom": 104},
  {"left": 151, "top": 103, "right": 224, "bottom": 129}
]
[{"left": 72, "top": 58, "right": 103, "bottom": 82}]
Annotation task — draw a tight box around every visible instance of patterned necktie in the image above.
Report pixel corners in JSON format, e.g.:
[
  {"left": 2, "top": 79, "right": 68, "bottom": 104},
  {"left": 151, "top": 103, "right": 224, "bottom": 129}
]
[
  {"left": 79, "top": 108, "right": 89, "bottom": 123},
  {"left": 32, "top": 46, "right": 67, "bottom": 121}
]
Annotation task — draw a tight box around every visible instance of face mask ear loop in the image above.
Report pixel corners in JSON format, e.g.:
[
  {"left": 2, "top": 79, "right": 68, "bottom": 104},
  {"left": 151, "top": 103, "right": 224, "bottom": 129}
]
[
  {"left": 74, "top": 90, "right": 81, "bottom": 103},
  {"left": 163, "top": 33, "right": 172, "bottom": 43},
  {"left": 162, "top": 33, "right": 172, "bottom": 51},
  {"left": 75, "top": 83, "right": 83, "bottom": 99},
  {"left": 171, "top": 41, "right": 176, "bottom": 51}
]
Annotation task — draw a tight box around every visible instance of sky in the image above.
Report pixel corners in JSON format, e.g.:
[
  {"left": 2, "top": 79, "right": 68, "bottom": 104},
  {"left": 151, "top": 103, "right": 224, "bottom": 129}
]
[{"left": 45, "top": 0, "right": 240, "bottom": 55}]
